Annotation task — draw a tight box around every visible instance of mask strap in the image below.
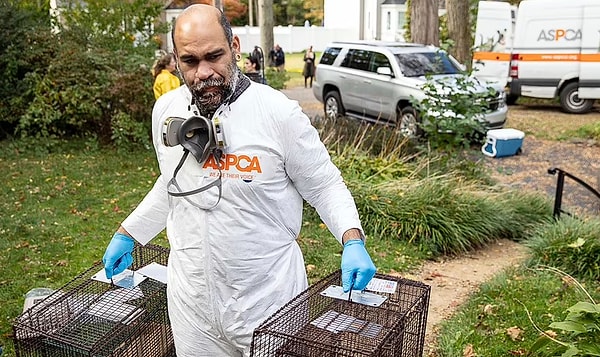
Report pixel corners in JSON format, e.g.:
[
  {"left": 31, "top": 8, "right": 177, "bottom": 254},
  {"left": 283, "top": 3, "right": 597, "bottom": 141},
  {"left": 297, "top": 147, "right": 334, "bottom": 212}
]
[{"left": 167, "top": 150, "right": 223, "bottom": 210}]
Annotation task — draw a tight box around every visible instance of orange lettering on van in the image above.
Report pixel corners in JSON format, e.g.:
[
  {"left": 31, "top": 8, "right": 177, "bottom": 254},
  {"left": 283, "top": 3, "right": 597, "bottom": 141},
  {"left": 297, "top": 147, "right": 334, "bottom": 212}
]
[{"left": 555, "top": 29, "right": 565, "bottom": 41}]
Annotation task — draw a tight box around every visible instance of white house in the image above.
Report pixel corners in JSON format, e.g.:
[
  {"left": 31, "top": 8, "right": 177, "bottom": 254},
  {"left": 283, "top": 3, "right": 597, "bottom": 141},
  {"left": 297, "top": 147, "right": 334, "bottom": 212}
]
[{"left": 323, "top": 0, "right": 446, "bottom": 43}]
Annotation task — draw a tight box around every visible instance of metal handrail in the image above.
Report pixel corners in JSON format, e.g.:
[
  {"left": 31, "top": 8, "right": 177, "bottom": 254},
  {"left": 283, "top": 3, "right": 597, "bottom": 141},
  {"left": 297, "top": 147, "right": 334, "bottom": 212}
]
[{"left": 548, "top": 167, "right": 600, "bottom": 218}]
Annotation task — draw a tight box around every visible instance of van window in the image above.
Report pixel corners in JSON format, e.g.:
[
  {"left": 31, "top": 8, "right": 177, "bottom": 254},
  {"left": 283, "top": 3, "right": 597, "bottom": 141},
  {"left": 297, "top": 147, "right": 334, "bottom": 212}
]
[
  {"left": 341, "top": 49, "right": 371, "bottom": 71},
  {"left": 395, "top": 52, "right": 460, "bottom": 77},
  {"left": 319, "top": 47, "right": 342, "bottom": 65}
]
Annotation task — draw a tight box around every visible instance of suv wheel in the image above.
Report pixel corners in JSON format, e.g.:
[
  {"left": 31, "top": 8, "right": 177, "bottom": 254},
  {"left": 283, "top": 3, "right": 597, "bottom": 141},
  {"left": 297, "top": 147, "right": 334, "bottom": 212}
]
[
  {"left": 324, "top": 91, "right": 345, "bottom": 120},
  {"left": 398, "top": 106, "right": 422, "bottom": 138},
  {"left": 559, "top": 82, "right": 594, "bottom": 114}
]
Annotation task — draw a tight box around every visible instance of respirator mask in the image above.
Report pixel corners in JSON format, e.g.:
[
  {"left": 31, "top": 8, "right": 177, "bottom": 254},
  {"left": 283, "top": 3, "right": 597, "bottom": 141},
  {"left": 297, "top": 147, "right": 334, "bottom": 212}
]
[{"left": 162, "top": 112, "right": 227, "bottom": 209}]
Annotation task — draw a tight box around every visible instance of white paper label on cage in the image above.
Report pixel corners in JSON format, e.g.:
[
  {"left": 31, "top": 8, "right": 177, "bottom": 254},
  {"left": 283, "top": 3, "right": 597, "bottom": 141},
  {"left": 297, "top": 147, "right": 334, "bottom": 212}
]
[
  {"left": 91, "top": 268, "right": 147, "bottom": 289},
  {"left": 136, "top": 262, "right": 168, "bottom": 284},
  {"left": 310, "top": 310, "right": 383, "bottom": 338},
  {"left": 320, "top": 285, "right": 387, "bottom": 307},
  {"left": 365, "top": 277, "right": 397, "bottom": 294}
]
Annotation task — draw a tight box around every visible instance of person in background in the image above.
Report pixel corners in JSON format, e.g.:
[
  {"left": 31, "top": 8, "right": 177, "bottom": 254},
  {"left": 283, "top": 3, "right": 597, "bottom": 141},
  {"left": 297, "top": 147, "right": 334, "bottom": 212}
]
[
  {"left": 270, "top": 44, "right": 285, "bottom": 71},
  {"left": 302, "top": 45, "right": 316, "bottom": 88},
  {"left": 243, "top": 55, "right": 265, "bottom": 84},
  {"left": 251, "top": 45, "right": 264, "bottom": 69},
  {"left": 101, "top": 4, "right": 376, "bottom": 356},
  {"left": 152, "top": 53, "right": 180, "bottom": 99}
]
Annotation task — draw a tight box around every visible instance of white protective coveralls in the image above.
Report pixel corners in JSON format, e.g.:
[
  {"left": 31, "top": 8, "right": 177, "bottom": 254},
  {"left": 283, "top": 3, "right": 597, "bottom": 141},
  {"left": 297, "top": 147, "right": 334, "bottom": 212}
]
[{"left": 120, "top": 76, "right": 364, "bottom": 356}]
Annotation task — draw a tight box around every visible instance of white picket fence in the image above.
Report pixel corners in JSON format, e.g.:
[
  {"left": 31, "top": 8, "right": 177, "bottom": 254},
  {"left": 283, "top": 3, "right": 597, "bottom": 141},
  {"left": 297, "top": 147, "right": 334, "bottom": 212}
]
[{"left": 232, "top": 25, "right": 359, "bottom": 54}]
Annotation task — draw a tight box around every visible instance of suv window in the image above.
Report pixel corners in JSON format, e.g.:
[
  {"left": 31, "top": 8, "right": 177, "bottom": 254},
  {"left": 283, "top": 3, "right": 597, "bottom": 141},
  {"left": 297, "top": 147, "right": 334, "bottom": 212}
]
[
  {"left": 341, "top": 50, "right": 392, "bottom": 74},
  {"left": 319, "top": 47, "right": 342, "bottom": 65},
  {"left": 341, "top": 49, "right": 371, "bottom": 71},
  {"left": 371, "top": 52, "right": 391, "bottom": 73},
  {"left": 395, "top": 52, "right": 460, "bottom": 77}
]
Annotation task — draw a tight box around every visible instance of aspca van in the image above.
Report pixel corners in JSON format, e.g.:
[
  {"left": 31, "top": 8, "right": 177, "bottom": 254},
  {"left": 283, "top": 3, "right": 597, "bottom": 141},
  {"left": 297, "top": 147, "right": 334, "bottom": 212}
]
[{"left": 473, "top": 0, "right": 600, "bottom": 114}]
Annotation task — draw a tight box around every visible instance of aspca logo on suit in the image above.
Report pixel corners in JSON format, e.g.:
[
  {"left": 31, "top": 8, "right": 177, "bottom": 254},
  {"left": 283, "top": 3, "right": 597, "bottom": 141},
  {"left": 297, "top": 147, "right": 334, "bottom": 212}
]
[{"left": 202, "top": 153, "right": 262, "bottom": 173}]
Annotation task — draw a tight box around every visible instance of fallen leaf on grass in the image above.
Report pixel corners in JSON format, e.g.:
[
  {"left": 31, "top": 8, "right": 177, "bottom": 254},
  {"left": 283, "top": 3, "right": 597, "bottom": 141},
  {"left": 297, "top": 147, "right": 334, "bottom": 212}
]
[
  {"left": 506, "top": 326, "right": 524, "bottom": 341},
  {"left": 463, "top": 343, "right": 476, "bottom": 357},
  {"left": 483, "top": 304, "right": 496, "bottom": 315}
]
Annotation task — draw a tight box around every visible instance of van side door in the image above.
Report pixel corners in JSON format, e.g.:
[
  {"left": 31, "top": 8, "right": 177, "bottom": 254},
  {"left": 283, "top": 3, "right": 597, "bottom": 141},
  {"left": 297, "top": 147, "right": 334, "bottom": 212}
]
[
  {"left": 578, "top": 5, "right": 600, "bottom": 99},
  {"left": 472, "top": 1, "right": 513, "bottom": 86}
]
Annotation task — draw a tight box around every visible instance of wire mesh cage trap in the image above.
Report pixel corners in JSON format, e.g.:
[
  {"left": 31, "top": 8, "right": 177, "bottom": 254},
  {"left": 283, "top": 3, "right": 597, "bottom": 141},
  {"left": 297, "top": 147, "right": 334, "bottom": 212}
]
[
  {"left": 13, "top": 244, "right": 175, "bottom": 357},
  {"left": 250, "top": 270, "right": 431, "bottom": 357}
]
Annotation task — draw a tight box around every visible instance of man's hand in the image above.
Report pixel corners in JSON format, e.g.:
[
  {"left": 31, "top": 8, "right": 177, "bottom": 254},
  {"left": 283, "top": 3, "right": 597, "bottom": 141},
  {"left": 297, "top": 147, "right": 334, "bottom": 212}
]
[
  {"left": 341, "top": 239, "right": 376, "bottom": 293},
  {"left": 102, "top": 232, "right": 135, "bottom": 279}
]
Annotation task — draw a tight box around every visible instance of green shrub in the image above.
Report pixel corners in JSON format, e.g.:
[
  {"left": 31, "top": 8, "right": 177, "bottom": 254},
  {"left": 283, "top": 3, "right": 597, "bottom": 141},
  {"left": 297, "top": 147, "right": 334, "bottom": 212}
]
[
  {"left": 525, "top": 216, "right": 600, "bottom": 281},
  {"left": 0, "top": 2, "right": 54, "bottom": 139},
  {"left": 7, "top": 0, "right": 164, "bottom": 147},
  {"left": 265, "top": 68, "right": 290, "bottom": 89},
  {"left": 412, "top": 71, "right": 495, "bottom": 150}
]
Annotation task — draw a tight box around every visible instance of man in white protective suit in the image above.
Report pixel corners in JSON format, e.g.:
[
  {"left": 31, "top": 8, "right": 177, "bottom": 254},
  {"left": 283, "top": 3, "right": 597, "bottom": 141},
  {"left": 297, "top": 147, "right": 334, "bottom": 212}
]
[{"left": 101, "top": 4, "right": 376, "bottom": 356}]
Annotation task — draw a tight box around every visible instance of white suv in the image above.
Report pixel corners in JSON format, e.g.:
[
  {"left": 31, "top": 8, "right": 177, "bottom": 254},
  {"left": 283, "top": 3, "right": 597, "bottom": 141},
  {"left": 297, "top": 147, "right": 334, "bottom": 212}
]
[{"left": 312, "top": 41, "right": 507, "bottom": 137}]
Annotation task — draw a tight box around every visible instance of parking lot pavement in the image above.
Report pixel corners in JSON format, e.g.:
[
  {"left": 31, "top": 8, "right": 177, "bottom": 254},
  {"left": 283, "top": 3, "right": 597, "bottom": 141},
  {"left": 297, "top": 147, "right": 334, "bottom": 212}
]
[{"left": 281, "top": 86, "right": 322, "bottom": 119}]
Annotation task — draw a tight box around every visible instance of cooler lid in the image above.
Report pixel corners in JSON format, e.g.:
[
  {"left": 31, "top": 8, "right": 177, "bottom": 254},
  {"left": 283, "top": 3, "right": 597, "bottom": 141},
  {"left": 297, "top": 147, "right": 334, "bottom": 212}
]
[{"left": 486, "top": 128, "right": 525, "bottom": 140}]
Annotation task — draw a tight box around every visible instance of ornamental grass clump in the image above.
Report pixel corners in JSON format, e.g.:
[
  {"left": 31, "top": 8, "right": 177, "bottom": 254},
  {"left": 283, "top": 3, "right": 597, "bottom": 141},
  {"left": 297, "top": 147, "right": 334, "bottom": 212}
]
[
  {"left": 525, "top": 216, "right": 600, "bottom": 281},
  {"left": 349, "top": 174, "right": 553, "bottom": 256}
]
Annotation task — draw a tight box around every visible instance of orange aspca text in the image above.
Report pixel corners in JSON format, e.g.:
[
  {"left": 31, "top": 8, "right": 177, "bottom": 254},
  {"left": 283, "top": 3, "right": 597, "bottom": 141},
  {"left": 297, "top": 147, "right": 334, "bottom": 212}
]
[{"left": 203, "top": 153, "right": 263, "bottom": 173}]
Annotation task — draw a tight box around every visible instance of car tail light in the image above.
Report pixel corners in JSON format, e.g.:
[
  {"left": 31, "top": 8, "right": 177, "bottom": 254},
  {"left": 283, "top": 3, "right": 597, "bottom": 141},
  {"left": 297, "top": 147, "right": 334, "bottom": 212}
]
[{"left": 509, "top": 53, "right": 519, "bottom": 78}]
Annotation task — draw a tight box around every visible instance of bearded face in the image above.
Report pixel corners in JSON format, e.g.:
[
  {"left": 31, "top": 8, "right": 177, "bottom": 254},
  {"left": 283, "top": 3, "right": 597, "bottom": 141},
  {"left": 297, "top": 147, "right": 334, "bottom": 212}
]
[{"left": 188, "top": 54, "right": 240, "bottom": 118}]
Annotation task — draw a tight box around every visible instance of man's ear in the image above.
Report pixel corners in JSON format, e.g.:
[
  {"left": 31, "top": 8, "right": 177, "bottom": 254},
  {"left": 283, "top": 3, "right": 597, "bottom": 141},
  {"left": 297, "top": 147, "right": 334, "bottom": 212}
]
[
  {"left": 172, "top": 50, "right": 182, "bottom": 74},
  {"left": 232, "top": 35, "right": 241, "bottom": 54}
]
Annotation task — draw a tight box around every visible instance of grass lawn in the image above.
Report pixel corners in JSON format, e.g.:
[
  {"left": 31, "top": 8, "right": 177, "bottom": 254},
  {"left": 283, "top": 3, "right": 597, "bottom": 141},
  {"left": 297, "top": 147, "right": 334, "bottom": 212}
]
[{"left": 238, "top": 51, "right": 314, "bottom": 88}]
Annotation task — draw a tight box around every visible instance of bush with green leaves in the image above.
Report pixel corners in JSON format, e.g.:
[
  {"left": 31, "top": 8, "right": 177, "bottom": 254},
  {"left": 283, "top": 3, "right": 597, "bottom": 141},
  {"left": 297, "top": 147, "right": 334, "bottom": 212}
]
[
  {"left": 411, "top": 72, "right": 497, "bottom": 150},
  {"left": 0, "top": 1, "right": 54, "bottom": 139},
  {"left": 525, "top": 216, "right": 600, "bottom": 281},
  {"left": 265, "top": 68, "right": 290, "bottom": 89},
  {"left": 8, "top": 0, "right": 166, "bottom": 147}
]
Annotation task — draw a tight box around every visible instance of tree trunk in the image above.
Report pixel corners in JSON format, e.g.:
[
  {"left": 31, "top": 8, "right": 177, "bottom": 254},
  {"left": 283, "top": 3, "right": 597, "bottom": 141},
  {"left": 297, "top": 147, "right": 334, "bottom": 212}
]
[
  {"left": 258, "top": 0, "right": 274, "bottom": 62},
  {"left": 446, "top": 0, "right": 471, "bottom": 65},
  {"left": 410, "top": 0, "right": 439, "bottom": 45},
  {"left": 213, "top": 0, "right": 223, "bottom": 11}
]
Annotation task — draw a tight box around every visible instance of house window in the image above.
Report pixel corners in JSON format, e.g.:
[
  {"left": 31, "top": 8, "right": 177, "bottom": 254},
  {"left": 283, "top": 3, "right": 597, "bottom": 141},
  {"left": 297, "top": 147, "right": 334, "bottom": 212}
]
[
  {"left": 386, "top": 11, "right": 391, "bottom": 30},
  {"left": 397, "top": 11, "right": 406, "bottom": 29}
]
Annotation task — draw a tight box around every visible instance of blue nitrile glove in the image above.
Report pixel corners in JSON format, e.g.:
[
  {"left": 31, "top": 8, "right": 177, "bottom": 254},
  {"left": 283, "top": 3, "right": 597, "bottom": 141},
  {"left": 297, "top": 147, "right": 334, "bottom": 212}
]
[
  {"left": 102, "top": 232, "right": 135, "bottom": 279},
  {"left": 341, "top": 239, "right": 377, "bottom": 293}
]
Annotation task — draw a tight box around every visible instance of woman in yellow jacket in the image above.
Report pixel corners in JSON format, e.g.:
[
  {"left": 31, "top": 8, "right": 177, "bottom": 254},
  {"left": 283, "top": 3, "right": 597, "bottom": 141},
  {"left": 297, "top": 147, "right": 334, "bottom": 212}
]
[{"left": 152, "top": 53, "right": 180, "bottom": 100}]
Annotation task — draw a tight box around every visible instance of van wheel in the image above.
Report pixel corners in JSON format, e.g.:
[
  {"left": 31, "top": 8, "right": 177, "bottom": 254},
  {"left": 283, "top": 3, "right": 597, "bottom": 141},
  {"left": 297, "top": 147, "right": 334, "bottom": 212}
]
[
  {"left": 559, "top": 82, "right": 594, "bottom": 114},
  {"left": 397, "top": 106, "right": 422, "bottom": 138},
  {"left": 323, "top": 91, "right": 345, "bottom": 120}
]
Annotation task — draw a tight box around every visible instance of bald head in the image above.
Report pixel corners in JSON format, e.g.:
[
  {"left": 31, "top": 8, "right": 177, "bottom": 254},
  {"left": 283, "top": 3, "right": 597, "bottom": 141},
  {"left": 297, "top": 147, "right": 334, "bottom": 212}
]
[{"left": 172, "top": 4, "right": 233, "bottom": 51}]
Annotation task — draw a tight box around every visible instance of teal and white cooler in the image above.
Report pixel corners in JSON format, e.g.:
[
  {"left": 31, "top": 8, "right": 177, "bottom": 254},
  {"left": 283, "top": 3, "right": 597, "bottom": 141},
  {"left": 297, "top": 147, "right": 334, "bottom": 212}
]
[{"left": 481, "top": 128, "right": 525, "bottom": 158}]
